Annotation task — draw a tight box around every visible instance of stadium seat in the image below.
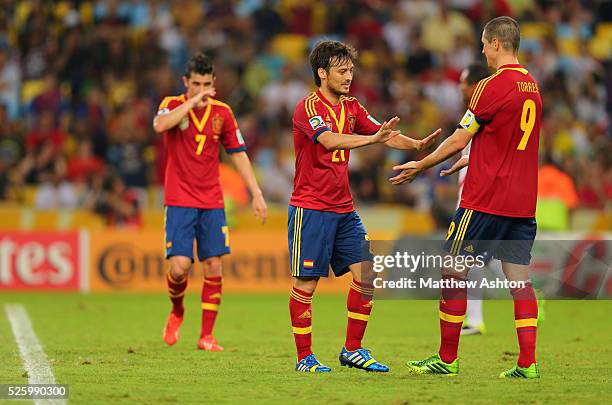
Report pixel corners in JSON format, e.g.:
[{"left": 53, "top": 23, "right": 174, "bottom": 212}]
[
  {"left": 593, "top": 211, "right": 612, "bottom": 231},
  {"left": 0, "top": 205, "right": 24, "bottom": 230},
  {"left": 70, "top": 210, "right": 106, "bottom": 230},
  {"left": 520, "top": 22, "right": 552, "bottom": 40},
  {"left": 22, "top": 186, "right": 38, "bottom": 207},
  {"left": 271, "top": 34, "right": 308, "bottom": 64},
  {"left": 32, "top": 211, "right": 60, "bottom": 231},
  {"left": 589, "top": 23, "right": 612, "bottom": 59},
  {"left": 20, "top": 79, "right": 45, "bottom": 106}
]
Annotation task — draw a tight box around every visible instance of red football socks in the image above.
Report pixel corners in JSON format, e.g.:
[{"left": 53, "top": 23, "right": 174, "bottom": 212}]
[
  {"left": 511, "top": 283, "right": 538, "bottom": 368},
  {"left": 438, "top": 275, "right": 467, "bottom": 363},
  {"left": 345, "top": 279, "right": 374, "bottom": 351},
  {"left": 201, "top": 276, "right": 223, "bottom": 337},
  {"left": 166, "top": 271, "right": 187, "bottom": 317},
  {"left": 289, "top": 287, "right": 313, "bottom": 361}
]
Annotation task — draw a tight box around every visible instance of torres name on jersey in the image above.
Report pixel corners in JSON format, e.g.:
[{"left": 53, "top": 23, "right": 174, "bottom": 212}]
[
  {"left": 290, "top": 90, "right": 381, "bottom": 213},
  {"left": 457, "top": 64, "right": 542, "bottom": 218},
  {"left": 157, "top": 95, "right": 246, "bottom": 209}
]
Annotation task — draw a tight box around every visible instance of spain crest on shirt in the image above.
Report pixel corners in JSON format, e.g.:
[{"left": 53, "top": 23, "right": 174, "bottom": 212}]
[
  {"left": 348, "top": 115, "right": 356, "bottom": 133},
  {"left": 212, "top": 114, "right": 224, "bottom": 135}
]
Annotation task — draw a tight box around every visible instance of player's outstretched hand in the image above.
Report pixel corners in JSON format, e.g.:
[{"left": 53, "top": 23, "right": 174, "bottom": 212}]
[
  {"left": 189, "top": 88, "right": 216, "bottom": 108},
  {"left": 389, "top": 161, "right": 422, "bottom": 185},
  {"left": 252, "top": 193, "right": 267, "bottom": 224},
  {"left": 440, "top": 156, "right": 469, "bottom": 176},
  {"left": 371, "top": 117, "right": 401, "bottom": 144},
  {"left": 414, "top": 128, "right": 442, "bottom": 151}
]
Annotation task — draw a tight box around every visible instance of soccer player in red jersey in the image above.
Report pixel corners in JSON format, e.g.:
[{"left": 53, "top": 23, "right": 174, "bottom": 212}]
[
  {"left": 153, "top": 53, "right": 267, "bottom": 351},
  {"left": 440, "top": 63, "right": 507, "bottom": 337},
  {"left": 289, "top": 40, "right": 440, "bottom": 373},
  {"left": 391, "top": 17, "right": 542, "bottom": 378}
]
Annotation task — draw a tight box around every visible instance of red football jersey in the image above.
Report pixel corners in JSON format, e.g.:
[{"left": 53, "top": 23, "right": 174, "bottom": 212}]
[
  {"left": 290, "top": 90, "right": 381, "bottom": 213},
  {"left": 157, "top": 94, "right": 246, "bottom": 209},
  {"left": 458, "top": 64, "right": 542, "bottom": 217}
]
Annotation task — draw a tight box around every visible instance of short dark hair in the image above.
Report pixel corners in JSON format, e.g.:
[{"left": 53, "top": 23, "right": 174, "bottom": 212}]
[
  {"left": 464, "top": 63, "right": 491, "bottom": 85},
  {"left": 309, "top": 41, "right": 358, "bottom": 87},
  {"left": 184, "top": 52, "right": 214, "bottom": 78},
  {"left": 484, "top": 16, "right": 521, "bottom": 54}
]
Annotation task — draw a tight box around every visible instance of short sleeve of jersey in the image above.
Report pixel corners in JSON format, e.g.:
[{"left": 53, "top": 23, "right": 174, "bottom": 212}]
[
  {"left": 293, "top": 98, "right": 331, "bottom": 144},
  {"left": 220, "top": 107, "right": 247, "bottom": 154},
  {"left": 353, "top": 101, "right": 382, "bottom": 135},
  {"left": 156, "top": 97, "right": 183, "bottom": 136},
  {"left": 458, "top": 77, "right": 501, "bottom": 134},
  {"left": 157, "top": 96, "right": 182, "bottom": 116}
]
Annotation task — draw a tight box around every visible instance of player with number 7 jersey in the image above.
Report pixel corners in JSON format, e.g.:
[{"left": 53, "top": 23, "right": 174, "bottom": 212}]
[
  {"left": 153, "top": 52, "right": 266, "bottom": 353},
  {"left": 159, "top": 93, "right": 246, "bottom": 210}
]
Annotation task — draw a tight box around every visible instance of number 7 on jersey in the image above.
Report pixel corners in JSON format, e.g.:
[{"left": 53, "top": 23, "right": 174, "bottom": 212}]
[{"left": 195, "top": 134, "right": 207, "bottom": 155}]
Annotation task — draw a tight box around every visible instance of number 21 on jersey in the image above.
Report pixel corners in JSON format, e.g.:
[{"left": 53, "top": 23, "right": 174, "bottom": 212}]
[
  {"left": 517, "top": 99, "right": 536, "bottom": 151},
  {"left": 332, "top": 149, "right": 346, "bottom": 162}
]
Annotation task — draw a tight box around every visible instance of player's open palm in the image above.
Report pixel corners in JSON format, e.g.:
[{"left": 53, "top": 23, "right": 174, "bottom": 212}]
[
  {"left": 372, "top": 116, "right": 401, "bottom": 144},
  {"left": 440, "top": 156, "right": 469, "bottom": 177},
  {"left": 389, "top": 161, "right": 421, "bottom": 185},
  {"left": 415, "top": 128, "right": 442, "bottom": 151},
  {"left": 252, "top": 193, "right": 267, "bottom": 224}
]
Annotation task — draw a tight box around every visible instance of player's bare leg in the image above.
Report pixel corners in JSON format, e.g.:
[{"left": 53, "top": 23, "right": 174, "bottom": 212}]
[
  {"left": 164, "top": 256, "right": 191, "bottom": 346},
  {"left": 463, "top": 262, "right": 486, "bottom": 335},
  {"left": 338, "top": 262, "right": 388, "bottom": 372},
  {"left": 499, "top": 261, "right": 540, "bottom": 378},
  {"left": 463, "top": 260, "right": 505, "bottom": 335},
  {"left": 198, "top": 256, "right": 224, "bottom": 351}
]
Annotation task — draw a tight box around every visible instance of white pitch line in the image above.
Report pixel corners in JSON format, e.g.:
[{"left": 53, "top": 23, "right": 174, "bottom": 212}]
[{"left": 5, "top": 303, "right": 67, "bottom": 405}]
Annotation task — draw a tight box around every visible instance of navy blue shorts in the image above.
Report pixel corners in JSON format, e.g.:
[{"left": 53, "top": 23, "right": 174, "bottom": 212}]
[
  {"left": 164, "top": 206, "right": 230, "bottom": 262},
  {"left": 443, "top": 207, "right": 537, "bottom": 265},
  {"left": 288, "top": 205, "right": 373, "bottom": 278}
]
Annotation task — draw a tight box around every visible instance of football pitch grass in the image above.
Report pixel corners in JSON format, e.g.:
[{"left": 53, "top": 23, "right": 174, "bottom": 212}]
[{"left": 0, "top": 293, "right": 610, "bottom": 404}]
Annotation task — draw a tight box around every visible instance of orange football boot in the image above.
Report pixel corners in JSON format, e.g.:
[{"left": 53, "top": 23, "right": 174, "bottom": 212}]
[
  {"left": 197, "top": 335, "right": 224, "bottom": 351},
  {"left": 163, "top": 312, "right": 183, "bottom": 346}
]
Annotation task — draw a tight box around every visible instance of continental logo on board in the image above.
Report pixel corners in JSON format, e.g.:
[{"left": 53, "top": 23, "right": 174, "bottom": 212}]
[
  {"left": 97, "top": 242, "right": 167, "bottom": 288},
  {"left": 89, "top": 230, "right": 349, "bottom": 292}
]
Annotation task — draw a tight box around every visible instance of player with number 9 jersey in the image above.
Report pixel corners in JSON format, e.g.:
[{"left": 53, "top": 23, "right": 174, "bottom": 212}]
[
  {"left": 459, "top": 64, "right": 542, "bottom": 218},
  {"left": 393, "top": 16, "right": 543, "bottom": 380}
]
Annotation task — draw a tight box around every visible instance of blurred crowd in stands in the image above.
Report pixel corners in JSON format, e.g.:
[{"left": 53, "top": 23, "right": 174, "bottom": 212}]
[{"left": 0, "top": 0, "right": 610, "bottom": 228}]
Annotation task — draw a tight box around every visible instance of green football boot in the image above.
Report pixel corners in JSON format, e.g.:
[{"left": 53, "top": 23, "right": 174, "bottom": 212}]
[
  {"left": 406, "top": 353, "right": 458, "bottom": 375},
  {"left": 499, "top": 363, "right": 540, "bottom": 379}
]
